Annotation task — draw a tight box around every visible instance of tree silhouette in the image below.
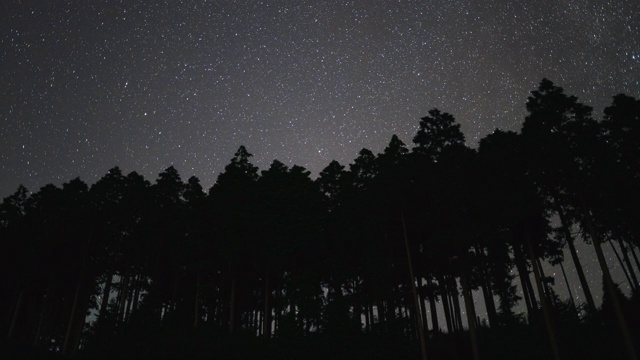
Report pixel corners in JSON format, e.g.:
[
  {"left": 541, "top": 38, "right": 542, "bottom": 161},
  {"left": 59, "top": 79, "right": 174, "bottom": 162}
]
[
  {"left": 2, "top": 80, "right": 640, "bottom": 360},
  {"left": 208, "top": 146, "right": 259, "bottom": 334}
]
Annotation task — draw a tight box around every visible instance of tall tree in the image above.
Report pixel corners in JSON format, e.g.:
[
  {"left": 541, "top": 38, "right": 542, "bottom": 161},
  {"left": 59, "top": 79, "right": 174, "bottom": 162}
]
[{"left": 209, "top": 146, "right": 259, "bottom": 334}]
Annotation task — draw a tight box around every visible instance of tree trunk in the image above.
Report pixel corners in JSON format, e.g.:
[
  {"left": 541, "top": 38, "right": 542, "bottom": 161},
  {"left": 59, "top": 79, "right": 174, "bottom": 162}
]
[
  {"left": 582, "top": 208, "right": 638, "bottom": 360},
  {"left": 33, "top": 290, "right": 48, "bottom": 346},
  {"left": 273, "top": 288, "right": 281, "bottom": 335},
  {"left": 125, "top": 274, "right": 137, "bottom": 322},
  {"left": 63, "top": 277, "right": 83, "bottom": 355},
  {"left": 98, "top": 271, "right": 113, "bottom": 324},
  {"left": 7, "top": 289, "right": 24, "bottom": 340},
  {"left": 71, "top": 285, "right": 92, "bottom": 353},
  {"left": 479, "top": 275, "right": 497, "bottom": 328},
  {"left": 263, "top": 271, "right": 271, "bottom": 338},
  {"left": 364, "top": 303, "right": 371, "bottom": 332},
  {"left": 525, "top": 227, "right": 560, "bottom": 360},
  {"left": 557, "top": 205, "right": 596, "bottom": 313},
  {"left": 629, "top": 245, "right": 640, "bottom": 274},
  {"left": 512, "top": 243, "right": 536, "bottom": 315},
  {"left": 194, "top": 271, "right": 201, "bottom": 328},
  {"left": 448, "top": 275, "right": 463, "bottom": 332},
  {"left": 558, "top": 259, "right": 577, "bottom": 316},
  {"left": 608, "top": 239, "right": 636, "bottom": 291},
  {"left": 368, "top": 303, "right": 375, "bottom": 332},
  {"left": 229, "top": 270, "right": 236, "bottom": 335},
  {"left": 353, "top": 280, "right": 362, "bottom": 331},
  {"left": 386, "top": 297, "right": 396, "bottom": 334},
  {"left": 401, "top": 213, "right": 428, "bottom": 360},
  {"left": 475, "top": 245, "right": 497, "bottom": 328},
  {"left": 131, "top": 277, "right": 141, "bottom": 319},
  {"left": 426, "top": 277, "right": 439, "bottom": 333},
  {"left": 438, "top": 274, "right": 453, "bottom": 333},
  {"left": 418, "top": 281, "right": 429, "bottom": 334},
  {"left": 376, "top": 301, "right": 385, "bottom": 333},
  {"left": 117, "top": 271, "right": 130, "bottom": 324},
  {"left": 618, "top": 239, "right": 639, "bottom": 292},
  {"left": 459, "top": 259, "right": 480, "bottom": 360}
]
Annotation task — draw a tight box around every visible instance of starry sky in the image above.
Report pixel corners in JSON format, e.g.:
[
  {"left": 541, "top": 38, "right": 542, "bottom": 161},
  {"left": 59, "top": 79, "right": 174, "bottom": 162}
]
[{"left": 1, "top": 1, "right": 639, "bottom": 305}]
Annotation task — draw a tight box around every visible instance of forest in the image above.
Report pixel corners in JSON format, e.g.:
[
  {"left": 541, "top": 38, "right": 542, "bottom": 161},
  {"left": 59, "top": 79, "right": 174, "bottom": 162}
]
[{"left": 1, "top": 79, "right": 639, "bottom": 360}]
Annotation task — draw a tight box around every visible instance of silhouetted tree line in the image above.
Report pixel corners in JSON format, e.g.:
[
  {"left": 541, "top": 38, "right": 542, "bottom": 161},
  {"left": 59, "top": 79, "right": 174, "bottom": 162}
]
[{"left": 1, "top": 79, "right": 639, "bottom": 359}]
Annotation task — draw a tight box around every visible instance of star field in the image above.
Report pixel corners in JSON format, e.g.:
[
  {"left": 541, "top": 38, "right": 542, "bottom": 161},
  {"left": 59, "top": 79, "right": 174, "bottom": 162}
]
[{"left": 1, "top": 1, "right": 639, "bottom": 305}]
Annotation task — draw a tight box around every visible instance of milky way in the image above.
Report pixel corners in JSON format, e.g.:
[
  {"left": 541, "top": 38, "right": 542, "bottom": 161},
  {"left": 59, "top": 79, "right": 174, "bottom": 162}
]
[
  {"left": 3, "top": 0, "right": 639, "bottom": 196},
  {"left": 1, "top": 1, "right": 639, "bottom": 305}
]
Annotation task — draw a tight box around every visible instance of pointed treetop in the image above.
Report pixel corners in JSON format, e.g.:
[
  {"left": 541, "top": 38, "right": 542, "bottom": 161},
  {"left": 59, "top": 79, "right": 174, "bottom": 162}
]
[
  {"left": 523, "top": 79, "right": 593, "bottom": 135},
  {"left": 0, "top": 184, "right": 30, "bottom": 224},
  {"left": 412, "top": 108, "right": 465, "bottom": 162},
  {"left": 63, "top": 177, "right": 89, "bottom": 195},
  {"left": 231, "top": 145, "right": 253, "bottom": 164},
  {"left": 383, "top": 134, "right": 408, "bottom": 157},
  {"left": 155, "top": 166, "right": 184, "bottom": 204},
  {"left": 262, "top": 159, "right": 289, "bottom": 176},
  {"left": 211, "top": 146, "right": 259, "bottom": 195},
  {"left": 225, "top": 145, "right": 259, "bottom": 180},
  {"left": 317, "top": 160, "right": 347, "bottom": 204},
  {"left": 184, "top": 175, "right": 205, "bottom": 204},
  {"left": 350, "top": 148, "right": 377, "bottom": 188}
]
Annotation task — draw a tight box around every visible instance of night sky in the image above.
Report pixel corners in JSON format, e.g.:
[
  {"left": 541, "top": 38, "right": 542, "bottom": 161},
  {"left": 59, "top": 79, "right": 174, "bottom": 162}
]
[{"left": 1, "top": 1, "right": 639, "bottom": 306}]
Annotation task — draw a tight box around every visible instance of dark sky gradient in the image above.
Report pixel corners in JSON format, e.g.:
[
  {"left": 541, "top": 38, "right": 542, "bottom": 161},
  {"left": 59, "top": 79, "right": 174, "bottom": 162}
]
[{"left": 1, "top": 1, "right": 639, "bottom": 307}]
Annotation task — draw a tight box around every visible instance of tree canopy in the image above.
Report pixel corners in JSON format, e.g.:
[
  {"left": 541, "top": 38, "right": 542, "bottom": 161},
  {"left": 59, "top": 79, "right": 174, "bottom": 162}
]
[{"left": 1, "top": 80, "right": 639, "bottom": 360}]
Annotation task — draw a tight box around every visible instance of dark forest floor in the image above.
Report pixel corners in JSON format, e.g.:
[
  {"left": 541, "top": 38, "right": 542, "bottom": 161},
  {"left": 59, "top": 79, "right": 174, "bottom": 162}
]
[{"left": 2, "top": 317, "right": 639, "bottom": 360}]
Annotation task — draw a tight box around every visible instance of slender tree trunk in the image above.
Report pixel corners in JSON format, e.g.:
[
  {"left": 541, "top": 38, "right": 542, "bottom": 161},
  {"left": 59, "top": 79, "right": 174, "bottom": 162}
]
[
  {"left": 72, "top": 285, "right": 92, "bottom": 352},
  {"left": 353, "top": 280, "right": 362, "bottom": 331},
  {"left": 536, "top": 257, "right": 556, "bottom": 307},
  {"left": 479, "top": 276, "right": 497, "bottom": 328},
  {"left": 386, "top": 297, "right": 396, "bottom": 334},
  {"left": 525, "top": 227, "right": 560, "bottom": 360},
  {"left": 98, "top": 271, "right": 113, "bottom": 324},
  {"left": 257, "top": 307, "right": 263, "bottom": 336},
  {"left": 376, "top": 301, "right": 385, "bottom": 333},
  {"left": 446, "top": 279, "right": 457, "bottom": 332},
  {"left": 263, "top": 271, "right": 271, "bottom": 338},
  {"left": 125, "top": 275, "right": 137, "bottom": 322},
  {"left": 364, "top": 303, "right": 371, "bottom": 332},
  {"left": 171, "top": 269, "right": 181, "bottom": 313},
  {"left": 513, "top": 243, "right": 537, "bottom": 316},
  {"left": 33, "top": 289, "right": 48, "bottom": 346},
  {"left": 274, "top": 288, "right": 281, "bottom": 335},
  {"left": 557, "top": 205, "right": 596, "bottom": 313},
  {"left": 448, "top": 275, "right": 463, "bottom": 332},
  {"left": 194, "top": 271, "right": 201, "bottom": 328},
  {"left": 229, "top": 273, "right": 236, "bottom": 334},
  {"left": 7, "top": 289, "right": 24, "bottom": 340},
  {"left": 608, "top": 239, "right": 636, "bottom": 291},
  {"left": 459, "top": 259, "right": 480, "bottom": 360},
  {"left": 227, "top": 258, "right": 237, "bottom": 334},
  {"left": 475, "top": 246, "right": 497, "bottom": 328},
  {"left": 43, "top": 296, "right": 61, "bottom": 346},
  {"left": 401, "top": 213, "right": 428, "bottom": 360},
  {"left": 629, "top": 245, "right": 640, "bottom": 274},
  {"left": 438, "top": 274, "right": 453, "bottom": 333},
  {"left": 131, "top": 277, "right": 141, "bottom": 319},
  {"left": 117, "top": 272, "right": 130, "bottom": 323},
  {"left": 63, "top": 277, "right": 84, "bottom": 355},
  {"left": 558, "top": 260, "right": 577, "bottom": 316},
  {"left": 418, "top": 280, "right": 429, "bottom": 334},
  {"left": 582, "top": 209, "right": 638, "bottom": 360},
  {"left": 426, "top": 277, "right": 439, "bottom": 333},
  {"left": 618, "top": 239, "right": 639, "bottom": 291}
]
